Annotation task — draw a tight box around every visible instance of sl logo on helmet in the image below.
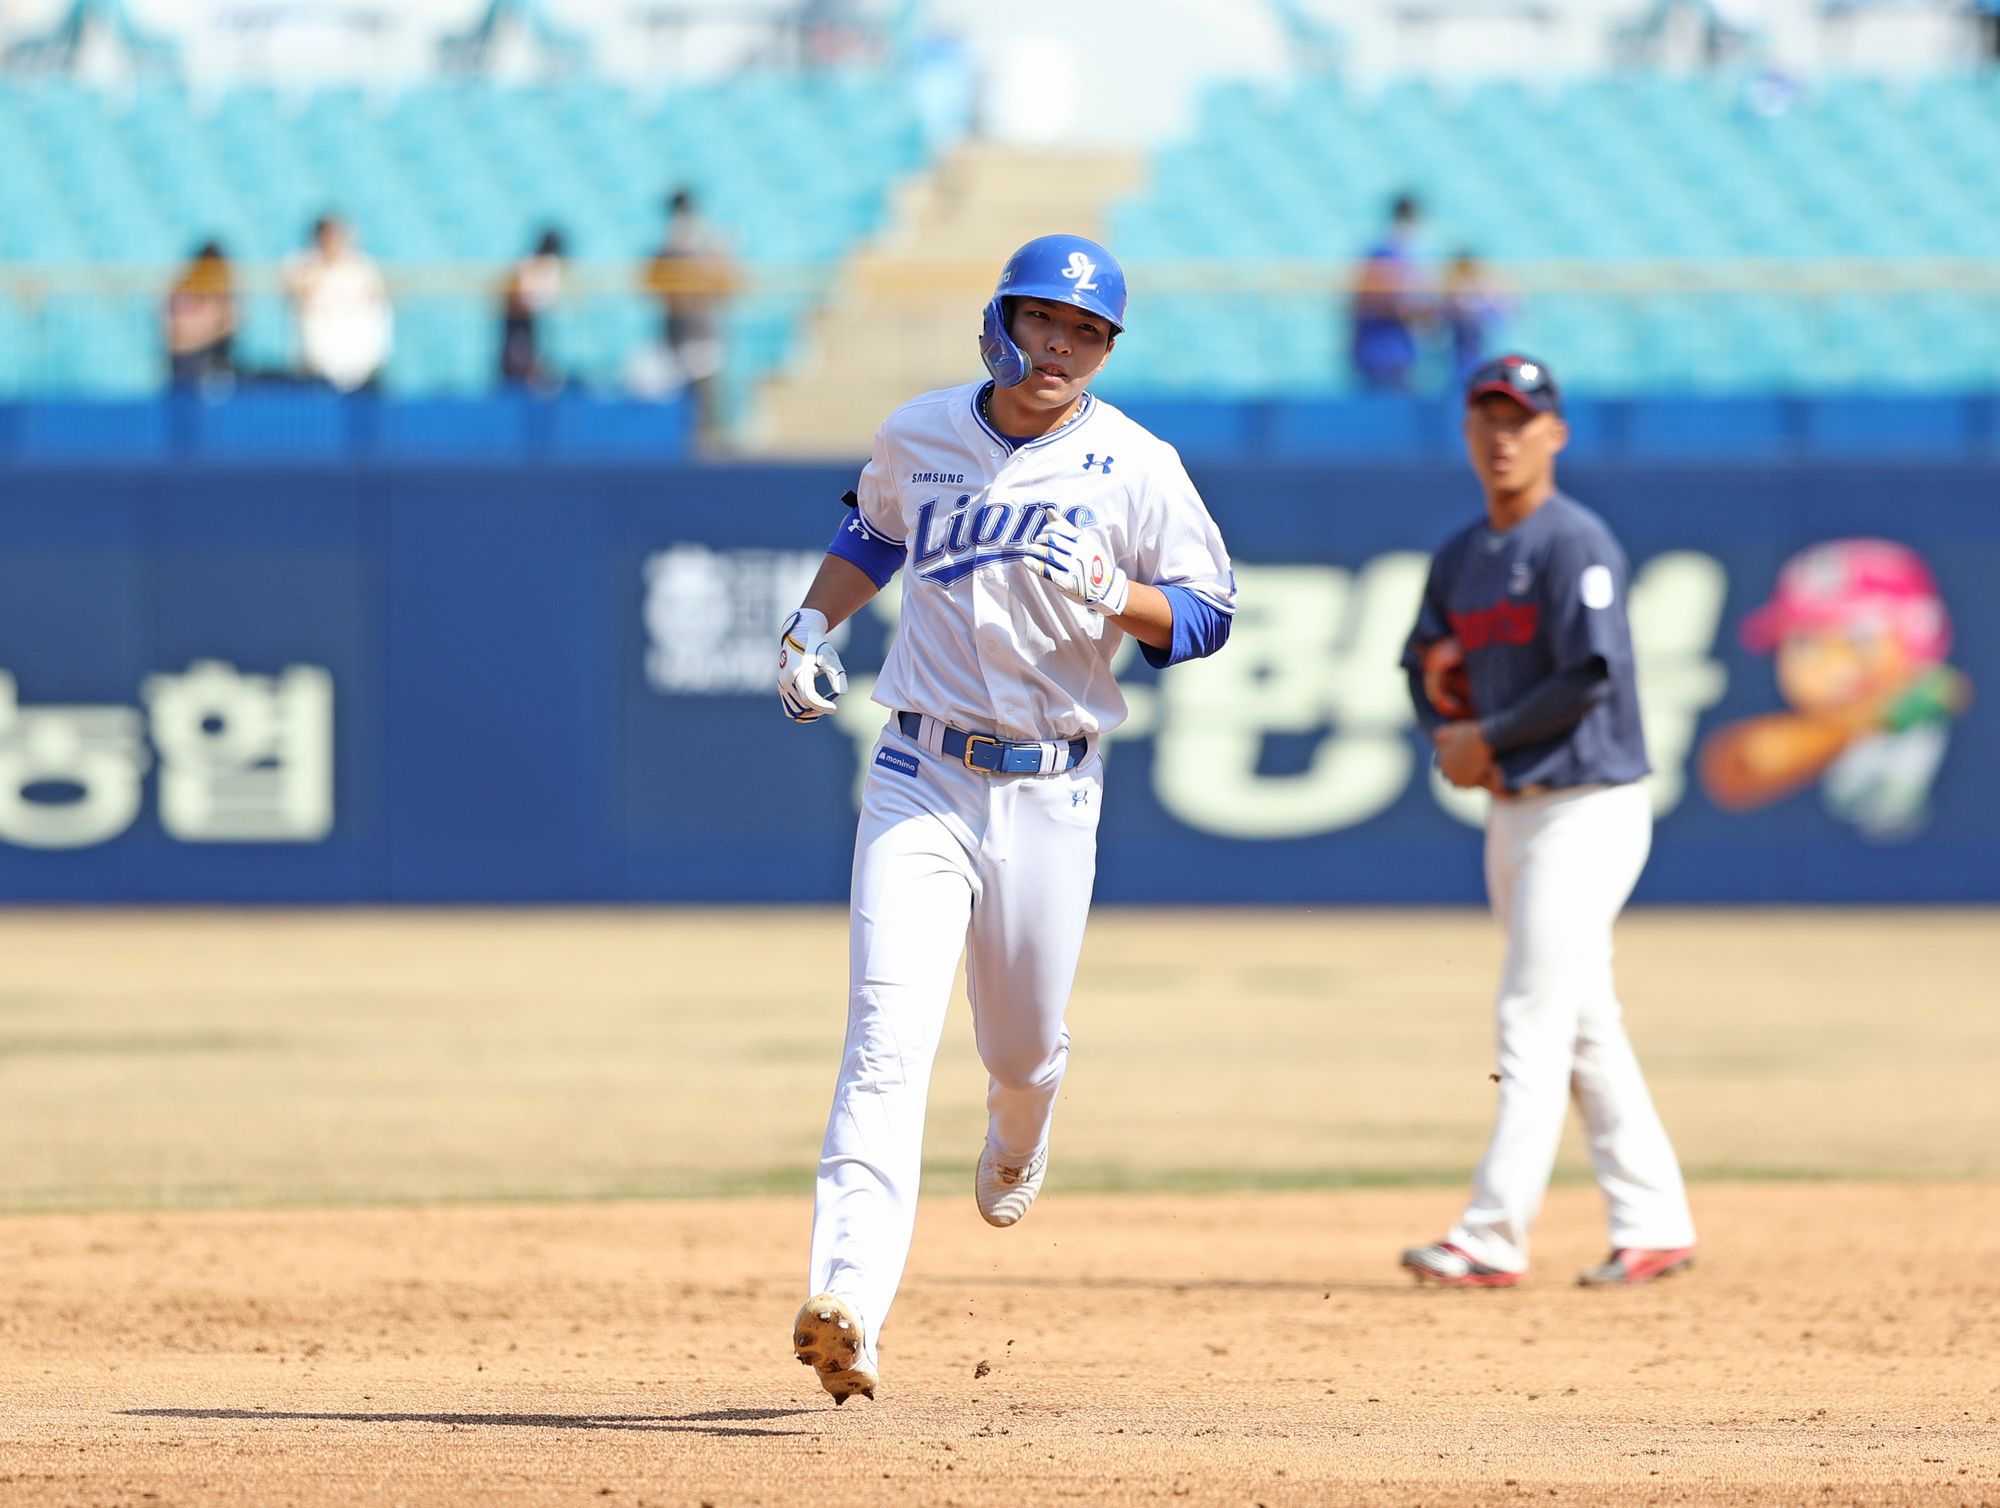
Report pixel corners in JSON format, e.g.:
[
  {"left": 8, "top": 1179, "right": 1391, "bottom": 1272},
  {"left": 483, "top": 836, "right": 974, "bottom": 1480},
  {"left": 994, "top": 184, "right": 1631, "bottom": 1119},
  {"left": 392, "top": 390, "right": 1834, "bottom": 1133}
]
[{"left": 1063, "top": 252, "right": 1099, "bottom": 292}]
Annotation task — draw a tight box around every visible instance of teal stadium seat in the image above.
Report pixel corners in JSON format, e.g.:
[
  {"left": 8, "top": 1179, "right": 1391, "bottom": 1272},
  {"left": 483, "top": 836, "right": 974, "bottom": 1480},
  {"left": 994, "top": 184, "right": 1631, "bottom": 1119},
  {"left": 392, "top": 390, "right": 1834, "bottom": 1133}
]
[
  {"left": 0, "top": 297, "right": 32, "bottom": 397},
  {"left": 1106, "top": 72, "right": 2000, "bottom": 397},
  {"left": 6, "top": 71, "right": 1994, "bottom": 401},
  {"left": 0, "top": 71, "right": 935, "bottom": 400}
]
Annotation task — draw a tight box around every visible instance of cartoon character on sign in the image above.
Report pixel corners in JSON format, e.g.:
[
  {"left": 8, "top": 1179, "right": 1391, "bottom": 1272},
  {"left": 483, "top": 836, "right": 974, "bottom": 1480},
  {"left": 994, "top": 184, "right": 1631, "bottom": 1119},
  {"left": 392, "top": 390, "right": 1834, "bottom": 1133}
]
[{"left": 1698, "top": 539, "right": 1970, "bottom": 839}]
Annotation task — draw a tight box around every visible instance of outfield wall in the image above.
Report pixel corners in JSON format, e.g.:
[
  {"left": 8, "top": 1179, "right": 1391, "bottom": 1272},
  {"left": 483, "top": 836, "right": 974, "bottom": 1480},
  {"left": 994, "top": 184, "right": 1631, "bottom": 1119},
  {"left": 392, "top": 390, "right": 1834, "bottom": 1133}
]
[{"left": 0, "top": 458, "right": 1993, "bottom": 902}]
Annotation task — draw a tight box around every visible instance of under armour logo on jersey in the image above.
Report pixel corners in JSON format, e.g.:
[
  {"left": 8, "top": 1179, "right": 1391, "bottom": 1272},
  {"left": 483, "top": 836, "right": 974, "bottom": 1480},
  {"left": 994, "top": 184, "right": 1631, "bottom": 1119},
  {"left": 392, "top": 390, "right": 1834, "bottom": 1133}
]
[
  {"left": 1082, "top": 453, "right": 1114, "bottom": 474},
  {"left": 845, "top": 517, "right": 867, "bottom": 535},
  {"left": 1062, "top": 252, "right": 1099, "bottom": 292},
  {"left": 1509, "top": 562, "right": 1533, "bottom": 595},
  {"left": 1071, "top": 790, "right": 1089, "bottom": 808}
]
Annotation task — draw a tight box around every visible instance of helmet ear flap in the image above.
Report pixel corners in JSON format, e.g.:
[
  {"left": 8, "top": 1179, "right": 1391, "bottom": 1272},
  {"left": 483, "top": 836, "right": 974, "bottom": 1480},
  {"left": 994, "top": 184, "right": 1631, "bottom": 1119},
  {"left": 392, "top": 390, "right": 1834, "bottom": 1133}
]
[{"left": 980, "top": 296, "right": 1030, "bottom": 387}]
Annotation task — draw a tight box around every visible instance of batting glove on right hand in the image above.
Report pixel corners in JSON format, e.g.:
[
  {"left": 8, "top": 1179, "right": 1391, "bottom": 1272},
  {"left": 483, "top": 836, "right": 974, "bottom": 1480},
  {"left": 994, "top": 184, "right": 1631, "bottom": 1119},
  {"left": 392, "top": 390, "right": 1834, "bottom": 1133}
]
[
  {"left": 777, "top": 608, "right": 847, "bottom": 723},
  {"left": 1030, "top": 522, "right": 1131, "bottom": 618}
]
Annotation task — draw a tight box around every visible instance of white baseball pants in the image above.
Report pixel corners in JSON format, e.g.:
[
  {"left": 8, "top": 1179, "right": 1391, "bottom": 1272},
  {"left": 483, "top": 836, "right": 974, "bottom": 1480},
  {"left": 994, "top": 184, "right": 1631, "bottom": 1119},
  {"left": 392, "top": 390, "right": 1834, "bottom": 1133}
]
[
  {"left": 1448, "top": 780, "right": 1696, "bottom": 1273},
  {"left": 808, "top": 723, "right": 1103, "bottom": 1344}
]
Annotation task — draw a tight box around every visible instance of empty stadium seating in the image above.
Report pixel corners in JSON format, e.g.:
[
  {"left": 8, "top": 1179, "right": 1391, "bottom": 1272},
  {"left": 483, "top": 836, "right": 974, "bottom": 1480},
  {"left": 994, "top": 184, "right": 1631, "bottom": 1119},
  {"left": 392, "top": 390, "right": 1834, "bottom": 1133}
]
[
  {"left": 1104, "top": 72, "right": 2000, "bottom": 398},
  {"left": 0, "top": 72, "right": 929, "bottom": 407},
  {"left": 3, "top": 69, "right": 1996, "bottom": 410}
]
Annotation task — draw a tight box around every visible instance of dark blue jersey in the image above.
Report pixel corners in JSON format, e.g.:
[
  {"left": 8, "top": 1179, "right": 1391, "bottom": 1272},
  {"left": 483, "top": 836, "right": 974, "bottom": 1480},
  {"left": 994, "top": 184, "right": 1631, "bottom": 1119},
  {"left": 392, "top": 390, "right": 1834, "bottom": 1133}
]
[{"left": 1403, "top": 491, "right": 1650, "bottom": 791}]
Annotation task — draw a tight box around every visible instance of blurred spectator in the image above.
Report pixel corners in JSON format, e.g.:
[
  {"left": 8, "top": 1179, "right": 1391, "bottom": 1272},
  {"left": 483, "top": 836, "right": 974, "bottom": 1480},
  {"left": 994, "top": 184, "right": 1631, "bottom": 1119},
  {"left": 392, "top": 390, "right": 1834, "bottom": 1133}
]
[
  {"left": 1741, "top": 66, "right": 1801, "bottom": 119},
  {"left": 907, "top": 30, "right": 976, "bottom": 153},
  {"left": 1620, "top": 0, "right": 1759, "bottom": 67},
  {"left": 1347, "top": 193, "right": 1427, "bottom": 392},
  {"left": 285, "top": 214, "right": 392, "bottom": 393},
  {"left": 500, "top": 227, "right": 566, "bottom": 390},
  {"left": 1439, "top": 251, "right": 1510, "bottom": 386},
  {"left": 642, "top": 187, "right": 734, "bottom": 448},
  {"left": 165, "top": 240, "right": 236, "bottom": 391}
]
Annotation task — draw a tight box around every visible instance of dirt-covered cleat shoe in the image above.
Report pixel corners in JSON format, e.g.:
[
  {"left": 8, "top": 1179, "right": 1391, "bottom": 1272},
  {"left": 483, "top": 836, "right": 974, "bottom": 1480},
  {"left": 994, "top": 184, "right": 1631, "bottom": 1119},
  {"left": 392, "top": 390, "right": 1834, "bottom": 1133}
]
[
  {"left": 1577, "top": 1246, "right": 1696, "bottom": 1287},
  {"left": 1399, "top": 1241, "right": 1521, "bottom": 1288},
  {"left": 975, "top": 1144, "right": 1047, "bottom": 1228},
  {"left": 792, "top": 1293, "right": 877, "bottom": 1404}
]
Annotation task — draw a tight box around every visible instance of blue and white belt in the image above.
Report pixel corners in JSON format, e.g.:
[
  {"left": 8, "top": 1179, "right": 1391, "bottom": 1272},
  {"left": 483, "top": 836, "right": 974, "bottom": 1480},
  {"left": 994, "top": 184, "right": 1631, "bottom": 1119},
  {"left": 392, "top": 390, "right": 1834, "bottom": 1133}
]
[{"left": 896, "top": 711, "right": 1087, "bottom": 776}]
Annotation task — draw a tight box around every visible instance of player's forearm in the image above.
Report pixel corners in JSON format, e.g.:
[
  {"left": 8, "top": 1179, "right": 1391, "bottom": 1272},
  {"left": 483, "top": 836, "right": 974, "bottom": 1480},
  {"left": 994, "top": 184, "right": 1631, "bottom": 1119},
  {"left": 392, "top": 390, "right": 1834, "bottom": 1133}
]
[
  {"left": 1108, "top": 580, "right": 1174, "bottom": 651},
  {"left": 799, "top": 555, "right": 881, "bottom": 631},
  {"left": 1404, "top": 663, "right": 1446, "bottom": 735},
  {"left": 1479, "top": 663, "right": 1610, "bottom": 752}
]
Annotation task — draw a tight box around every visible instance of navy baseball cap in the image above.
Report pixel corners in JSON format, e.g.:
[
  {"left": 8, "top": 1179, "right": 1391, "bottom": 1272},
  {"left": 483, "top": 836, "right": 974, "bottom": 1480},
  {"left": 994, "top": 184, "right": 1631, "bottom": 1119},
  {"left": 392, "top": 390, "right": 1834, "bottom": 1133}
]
[{"left": 1465, "top": 353, "right": 1561, "bottom": 415}]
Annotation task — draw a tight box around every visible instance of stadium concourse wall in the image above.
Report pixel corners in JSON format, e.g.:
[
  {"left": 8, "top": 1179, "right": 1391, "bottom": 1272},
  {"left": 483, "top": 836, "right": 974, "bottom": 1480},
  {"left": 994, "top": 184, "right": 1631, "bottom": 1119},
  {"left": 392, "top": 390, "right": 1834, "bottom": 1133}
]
[{"left": 0, "top": 423, "right": 1994, "bottom": 904}]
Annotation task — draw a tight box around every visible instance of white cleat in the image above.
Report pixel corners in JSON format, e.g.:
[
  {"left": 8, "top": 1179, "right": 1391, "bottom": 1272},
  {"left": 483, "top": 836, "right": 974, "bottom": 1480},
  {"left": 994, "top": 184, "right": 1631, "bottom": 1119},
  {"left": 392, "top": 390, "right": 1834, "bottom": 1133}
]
[
  {"left": 792, "top": 1293, "right": 877, "bottom": 1405},
  {"left": 976, "top": 1144, "right": 1048, "bottom": 1228}
]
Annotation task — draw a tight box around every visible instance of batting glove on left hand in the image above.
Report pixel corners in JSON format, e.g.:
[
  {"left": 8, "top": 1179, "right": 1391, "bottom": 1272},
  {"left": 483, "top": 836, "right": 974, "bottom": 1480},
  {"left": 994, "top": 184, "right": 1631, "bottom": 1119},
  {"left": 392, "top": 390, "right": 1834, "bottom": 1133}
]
[
  {"left": 1030, "top": 523, "right": 1131, "bottom": 618},
  {"left": 777, "top": 608, "right": 847, "bottom": 723}
]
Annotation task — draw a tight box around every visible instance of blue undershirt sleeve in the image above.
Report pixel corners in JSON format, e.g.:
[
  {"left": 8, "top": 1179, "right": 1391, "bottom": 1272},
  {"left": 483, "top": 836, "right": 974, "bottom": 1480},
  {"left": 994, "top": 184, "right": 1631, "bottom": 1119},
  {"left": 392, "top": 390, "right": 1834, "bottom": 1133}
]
[
  {"left": 1402, "top": 549, "right": 1455, "bottom": 735},
  {"left": 826, "top": 510, "right": 905, "bottom": 588},
  {"left": 1407, "top": 664, "right": 1447, "bottom": 736},
  {"left": 1141, "top": 584, "right": 1232, "bottom": 669}
]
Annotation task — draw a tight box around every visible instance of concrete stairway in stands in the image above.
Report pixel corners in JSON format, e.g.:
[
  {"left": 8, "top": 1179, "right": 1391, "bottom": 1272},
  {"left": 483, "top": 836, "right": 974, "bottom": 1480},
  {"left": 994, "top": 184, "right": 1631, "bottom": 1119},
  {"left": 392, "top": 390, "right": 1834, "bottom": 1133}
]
[{"left": 751, "top": 143, "right": 1145, "bottom": 459}]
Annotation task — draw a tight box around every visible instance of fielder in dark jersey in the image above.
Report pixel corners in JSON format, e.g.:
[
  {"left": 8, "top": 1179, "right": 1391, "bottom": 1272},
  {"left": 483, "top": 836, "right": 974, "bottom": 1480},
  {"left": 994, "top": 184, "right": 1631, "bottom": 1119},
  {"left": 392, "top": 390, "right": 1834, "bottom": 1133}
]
[
  {"left": 1396, "top": 354, "right": 1697, "bottom": 1289},
  {"left": 1405, "top": 489, "right": 1649, "bottom": 793}
]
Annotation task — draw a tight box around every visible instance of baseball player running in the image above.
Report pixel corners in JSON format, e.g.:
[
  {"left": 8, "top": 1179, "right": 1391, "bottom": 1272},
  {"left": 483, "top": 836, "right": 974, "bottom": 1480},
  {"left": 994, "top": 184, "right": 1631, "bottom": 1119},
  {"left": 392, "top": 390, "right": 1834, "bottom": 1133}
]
[
  {"left": 777, "top": 235, "right": 1235, "bottom": 1401},
  {"left": 1398, "top": 354, "right": 1696, "bottom": 1289}
]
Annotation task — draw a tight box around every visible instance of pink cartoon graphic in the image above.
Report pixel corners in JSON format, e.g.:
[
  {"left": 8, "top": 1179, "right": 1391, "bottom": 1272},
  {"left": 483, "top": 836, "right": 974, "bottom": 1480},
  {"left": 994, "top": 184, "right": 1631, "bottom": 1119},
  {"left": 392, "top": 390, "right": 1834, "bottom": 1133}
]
[{"left": 1699, "top": 538, "right": 1971, "bottom": 839}]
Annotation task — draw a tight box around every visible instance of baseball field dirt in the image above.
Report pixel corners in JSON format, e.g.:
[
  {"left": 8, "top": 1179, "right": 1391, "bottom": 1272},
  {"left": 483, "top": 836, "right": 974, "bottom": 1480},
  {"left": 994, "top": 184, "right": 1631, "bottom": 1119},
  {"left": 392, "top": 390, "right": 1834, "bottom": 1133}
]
[{"left": 1, "top": 909, "right": 1995, "bottom": 1506}]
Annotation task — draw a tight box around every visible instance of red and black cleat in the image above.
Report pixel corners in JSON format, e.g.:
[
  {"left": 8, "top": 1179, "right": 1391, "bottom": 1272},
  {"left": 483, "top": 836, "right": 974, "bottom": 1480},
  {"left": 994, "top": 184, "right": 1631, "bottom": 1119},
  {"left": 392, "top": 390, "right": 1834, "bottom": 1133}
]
[
  {"left": 1399, "top": 1242, "right": 1521, "bottom": 1288},
  {"left": 1577, "top": 1246, "right": 1696, "bottom": 1287}
]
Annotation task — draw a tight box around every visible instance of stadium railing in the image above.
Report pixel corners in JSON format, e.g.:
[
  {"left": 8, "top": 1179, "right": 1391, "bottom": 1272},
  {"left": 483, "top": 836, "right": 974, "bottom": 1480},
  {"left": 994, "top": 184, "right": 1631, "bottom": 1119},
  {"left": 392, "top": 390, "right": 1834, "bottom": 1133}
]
[{"left": 0, "top": 258, "right": 1995, "bottom": 461}]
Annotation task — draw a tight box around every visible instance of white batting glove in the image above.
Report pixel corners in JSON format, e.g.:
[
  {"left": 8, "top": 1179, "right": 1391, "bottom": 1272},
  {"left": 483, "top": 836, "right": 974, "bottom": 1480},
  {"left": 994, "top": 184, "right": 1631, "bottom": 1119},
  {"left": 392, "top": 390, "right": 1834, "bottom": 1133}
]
[
  {"left": 777, "top": 608, "right": 847, "bottom": 723},
  {"left": 1031, "top": 523, "right": 1131, "bottom": 617}
]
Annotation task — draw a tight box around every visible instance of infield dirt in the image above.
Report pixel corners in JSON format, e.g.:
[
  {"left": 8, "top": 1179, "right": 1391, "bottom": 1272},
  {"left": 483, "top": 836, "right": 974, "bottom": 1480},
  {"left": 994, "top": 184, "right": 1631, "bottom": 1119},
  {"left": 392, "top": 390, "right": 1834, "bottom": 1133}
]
[
  {"left": 3, "top": 1185, "right": 1996, "bottom": 1507},
  {"left": 0, "top": 909, "right": 1994, "bottom": 1506}
]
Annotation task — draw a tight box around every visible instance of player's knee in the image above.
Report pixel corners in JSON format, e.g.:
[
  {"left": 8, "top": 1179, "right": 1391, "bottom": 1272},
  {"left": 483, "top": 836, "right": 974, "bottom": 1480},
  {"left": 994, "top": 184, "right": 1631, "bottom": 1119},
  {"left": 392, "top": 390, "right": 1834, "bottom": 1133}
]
[
  {"left": 1573, "top": 1004, "right": 1630, "bottom": 1051},
  {"left": 1493, "top": 1048, "right": 1573, "bottom": 1097},
  {"left": 1500, "top": 951, "right": 1609, "bottom": 1006},
  {"left": 979, "top": 1034, "right": 1068, "bottom": 1092},
  {"left": 839, "top": 989, "right": 918, "bottom": 1092}
]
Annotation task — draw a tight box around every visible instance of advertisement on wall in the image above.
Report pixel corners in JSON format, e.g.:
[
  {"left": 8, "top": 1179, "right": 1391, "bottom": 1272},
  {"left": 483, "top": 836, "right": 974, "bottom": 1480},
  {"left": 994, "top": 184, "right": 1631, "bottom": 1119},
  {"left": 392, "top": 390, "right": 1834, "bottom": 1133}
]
[
  {"left": 1696, "top": 539, "right": 1971, "bottom": 841},
  {"left": 638, "top": 541, "right": 1728, "bottom": 836},
  {"left": 0, "top": 460, "right": 1992, "bottom": 903}
]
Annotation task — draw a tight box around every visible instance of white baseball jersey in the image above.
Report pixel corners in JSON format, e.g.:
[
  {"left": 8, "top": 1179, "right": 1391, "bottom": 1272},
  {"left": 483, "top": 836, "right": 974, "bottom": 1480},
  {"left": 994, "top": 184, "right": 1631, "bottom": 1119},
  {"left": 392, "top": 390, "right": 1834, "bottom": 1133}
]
[
  {"left": 844, "top": 381, "right": 1235, "bottom": 741},
  {"left": 803, "top": 379, "right": 1235, "bottom": 1354}
]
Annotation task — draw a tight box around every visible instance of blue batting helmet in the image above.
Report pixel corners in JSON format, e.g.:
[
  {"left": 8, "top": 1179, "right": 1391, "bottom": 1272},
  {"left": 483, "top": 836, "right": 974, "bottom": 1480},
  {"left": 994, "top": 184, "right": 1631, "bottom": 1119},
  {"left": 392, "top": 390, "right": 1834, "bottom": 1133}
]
[{"left": 980, "top": 234, "right": 1127, "bottom": 387}]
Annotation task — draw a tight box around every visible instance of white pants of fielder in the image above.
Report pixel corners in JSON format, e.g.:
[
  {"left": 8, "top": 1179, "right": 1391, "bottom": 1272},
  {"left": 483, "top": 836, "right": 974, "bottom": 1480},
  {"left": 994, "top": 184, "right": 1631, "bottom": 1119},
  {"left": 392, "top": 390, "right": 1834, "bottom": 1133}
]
[
  {"left": 809, "top": 724, "right": 1103, "bottom": 1345},
  {"left": 1448, "top": 780, "right": 1696, "bottom": 1273}
]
